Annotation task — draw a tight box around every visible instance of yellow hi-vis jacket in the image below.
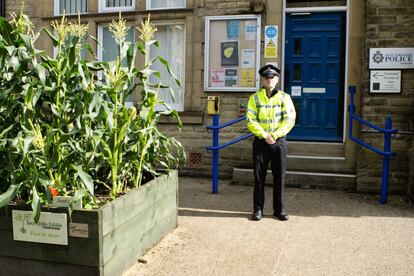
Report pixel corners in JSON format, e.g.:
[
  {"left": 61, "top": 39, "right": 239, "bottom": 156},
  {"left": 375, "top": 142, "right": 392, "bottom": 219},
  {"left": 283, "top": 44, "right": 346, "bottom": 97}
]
[{"left": 246, "top": 88, "right": 296, "bottom": 140}]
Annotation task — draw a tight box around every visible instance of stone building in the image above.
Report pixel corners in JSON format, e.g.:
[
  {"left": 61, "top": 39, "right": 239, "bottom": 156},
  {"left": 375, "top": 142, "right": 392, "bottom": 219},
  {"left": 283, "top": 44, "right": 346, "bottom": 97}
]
[{"left": 4, "top": 0, "right": 414, "bottom": 202}]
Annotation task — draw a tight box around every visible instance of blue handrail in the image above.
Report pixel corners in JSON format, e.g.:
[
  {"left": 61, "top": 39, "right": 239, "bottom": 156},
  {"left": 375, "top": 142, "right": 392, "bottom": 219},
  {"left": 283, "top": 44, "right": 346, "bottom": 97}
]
[
  {"left": 206, "top": 114, "right": 253, "bottom": 193},
  {"left": 348, "top": 85, "right": 398, "bottom": 204}
]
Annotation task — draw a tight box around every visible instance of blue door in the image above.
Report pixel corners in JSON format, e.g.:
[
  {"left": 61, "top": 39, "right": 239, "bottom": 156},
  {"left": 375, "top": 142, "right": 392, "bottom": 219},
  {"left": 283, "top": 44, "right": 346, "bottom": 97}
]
[{"left": 284, "top": 12, "right": 345, "bottom": 141}]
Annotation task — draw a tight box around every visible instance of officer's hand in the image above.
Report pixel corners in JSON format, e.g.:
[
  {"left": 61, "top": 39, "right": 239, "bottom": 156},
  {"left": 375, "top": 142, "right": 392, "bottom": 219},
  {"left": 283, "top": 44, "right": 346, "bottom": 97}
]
[{"left": 265, "top": 134, "right": 276, "bottom": 145}]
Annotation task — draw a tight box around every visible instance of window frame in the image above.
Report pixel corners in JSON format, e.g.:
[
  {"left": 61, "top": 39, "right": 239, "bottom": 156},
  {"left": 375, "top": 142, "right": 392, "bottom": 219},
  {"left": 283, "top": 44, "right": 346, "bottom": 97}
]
[
  {"left": 204, "top": 14, "right": 261, "bottom": 92},
  {"left": 97, "top": 24, "right": 135, "bottom": 107},
  {"left": 145, "top": 0, "right": 186, "bottom": 10},
  {"left": 98, "top": 0, "right": 136, "bottom": 13},
  {"left": 149, "top": 21, "right": 186, "bottom": 112},
  {"left": 54, "top": 0, "right": 88, "bottom": 16}
]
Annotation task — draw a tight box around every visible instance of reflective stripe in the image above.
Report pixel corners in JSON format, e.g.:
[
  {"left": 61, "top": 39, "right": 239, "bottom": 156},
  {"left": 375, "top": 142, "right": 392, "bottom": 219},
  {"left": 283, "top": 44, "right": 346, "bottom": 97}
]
[
  {"left": 258, "top": 118, "right": 282, "bottom": 124},
  {"left": 247, "top": 117, "right": 258, "bottom": 122},
  {"left": 257, "top": 104, "right": 281, "bottom": 108},
  {"left": 247, "top": 108, "right": 257, "bottom": 116},
  {"left": 254, "top": 95, "right": 260, "bottom": 112}
]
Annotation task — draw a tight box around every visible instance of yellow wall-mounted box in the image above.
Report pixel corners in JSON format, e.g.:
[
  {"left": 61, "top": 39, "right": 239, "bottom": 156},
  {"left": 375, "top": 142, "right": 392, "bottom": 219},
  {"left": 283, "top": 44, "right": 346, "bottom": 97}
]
[{"left": 207, "top": 96, "right": 220, "bottom": 115}]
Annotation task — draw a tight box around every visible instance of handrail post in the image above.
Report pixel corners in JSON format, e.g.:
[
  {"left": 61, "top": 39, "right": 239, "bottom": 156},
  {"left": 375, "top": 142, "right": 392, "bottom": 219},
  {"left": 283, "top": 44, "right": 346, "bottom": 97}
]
[
  {"left": 348, "top": 85, "right": 356, "bottom": 139},
  {"left": 212, "top": 114, "right": 219, "bottom": 194},
  {"left": 349, "top": 85, "right": 356, "bottom": 115},
  {"left": 380, "top": 115, "right": 392, "bottom": 204}
]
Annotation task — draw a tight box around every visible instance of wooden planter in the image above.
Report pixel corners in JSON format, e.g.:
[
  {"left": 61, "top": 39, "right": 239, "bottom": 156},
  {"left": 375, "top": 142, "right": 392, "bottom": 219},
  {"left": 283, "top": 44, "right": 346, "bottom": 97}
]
[{"left": 0, "top": 170, "right": 178, "bottom": 275}]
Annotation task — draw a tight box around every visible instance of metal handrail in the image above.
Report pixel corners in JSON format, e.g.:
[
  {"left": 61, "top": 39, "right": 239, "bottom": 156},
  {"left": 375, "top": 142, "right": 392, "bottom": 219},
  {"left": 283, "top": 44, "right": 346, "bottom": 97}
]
[
  {"left": 348, "top": 85, "right": 398, "bottom": 204},
  {"left": 205, "top": 114, "right": 252, "bottom": 193}
]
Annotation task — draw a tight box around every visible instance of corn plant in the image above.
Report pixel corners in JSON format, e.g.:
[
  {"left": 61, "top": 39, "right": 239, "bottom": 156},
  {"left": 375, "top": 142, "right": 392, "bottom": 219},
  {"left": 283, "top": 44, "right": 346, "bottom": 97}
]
[{"left": 0, "top": 12, "right": 184, "bottom": 222}]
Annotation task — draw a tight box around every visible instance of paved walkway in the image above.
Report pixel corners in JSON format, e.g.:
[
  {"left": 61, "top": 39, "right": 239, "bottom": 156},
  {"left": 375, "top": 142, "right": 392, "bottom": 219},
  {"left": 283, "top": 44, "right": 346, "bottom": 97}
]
[{"left": 125, "top": 177, "right": 414, "bottom": 276}]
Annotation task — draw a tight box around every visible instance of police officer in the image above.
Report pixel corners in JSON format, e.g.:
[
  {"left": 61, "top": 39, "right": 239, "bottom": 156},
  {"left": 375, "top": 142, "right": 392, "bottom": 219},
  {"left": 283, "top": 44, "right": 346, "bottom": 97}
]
[{"left": 246, "top": 64, "right": 296, "bottom": 221}]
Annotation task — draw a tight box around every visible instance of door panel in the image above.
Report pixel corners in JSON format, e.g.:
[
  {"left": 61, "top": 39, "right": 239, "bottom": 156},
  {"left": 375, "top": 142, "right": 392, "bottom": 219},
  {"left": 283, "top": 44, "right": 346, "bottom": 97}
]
[{"left": 285, "top": 12, "right": 345, "bottom": 141}]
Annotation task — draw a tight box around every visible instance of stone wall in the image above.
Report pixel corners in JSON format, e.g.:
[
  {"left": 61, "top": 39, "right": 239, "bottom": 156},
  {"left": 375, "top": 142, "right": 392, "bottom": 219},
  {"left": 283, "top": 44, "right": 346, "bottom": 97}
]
[{"left": 357, "top": 0, "right": 414, "bottom": 194}]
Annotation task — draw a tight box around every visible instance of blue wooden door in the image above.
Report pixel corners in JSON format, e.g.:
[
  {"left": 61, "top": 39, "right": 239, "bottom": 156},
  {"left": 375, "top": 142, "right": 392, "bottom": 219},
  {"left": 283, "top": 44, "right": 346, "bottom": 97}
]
[{"left": 284, "top": 12, "right": 345, "bottom": 141}]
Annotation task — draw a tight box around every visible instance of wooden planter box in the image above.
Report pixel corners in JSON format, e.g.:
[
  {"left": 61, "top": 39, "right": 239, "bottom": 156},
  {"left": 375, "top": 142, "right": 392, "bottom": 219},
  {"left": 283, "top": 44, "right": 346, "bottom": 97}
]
[{"left": 0, "top": 171, "right": 178, "bottom": 275}]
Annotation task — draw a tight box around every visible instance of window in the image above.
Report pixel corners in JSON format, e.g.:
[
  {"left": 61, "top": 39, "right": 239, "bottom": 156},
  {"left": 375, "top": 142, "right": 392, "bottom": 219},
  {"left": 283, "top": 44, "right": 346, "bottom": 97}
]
[
  {"left": 54, "top": 0, "right": 88, "bottom": 15},
  {"left": 97, "top": 25, "right": 135, "bottom": 106},
  {"left": 149, "top": 24, "right": 185, "bottom": 111},
  {"left": 147, "top": 0, "right": 185, "bottom": 9},
  {"left": 204, "top": 15, "right": 261, "bottom": 92},
  {"left": 99, "top": 0, "right": 135, "bottom": 12}
]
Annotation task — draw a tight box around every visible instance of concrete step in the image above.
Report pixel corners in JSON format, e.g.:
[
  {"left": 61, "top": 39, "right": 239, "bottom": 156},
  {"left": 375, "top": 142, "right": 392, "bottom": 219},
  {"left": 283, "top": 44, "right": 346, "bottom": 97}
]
[
  {"left": 287, "top": 141, "right": 345, "bottom": 157},
  {"left": 225, "top": 141, "right": 354, "bottom": 174},
  {"left": 287, "top": 154, "right": 354, "bottom": 174},
  {"left": 285, "top": 142, "right": 355, "bottom": 174},
  {"left": 232, "top": 168, "right": 357, "bottom": 190}
]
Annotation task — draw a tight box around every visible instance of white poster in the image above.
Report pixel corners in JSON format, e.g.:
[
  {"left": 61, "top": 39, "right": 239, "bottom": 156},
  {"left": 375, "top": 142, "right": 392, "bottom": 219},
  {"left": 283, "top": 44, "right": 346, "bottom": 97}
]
[
  {"left": 245, "top": 21, "right": 257, "bottom": 40},
  {"left": 291, "top": 86, "right": 301, "bottom": 96},
  {"left": 211, "top": 69, "right": 225, "bottom": 87},
  {"left": 241, "top": 49, "right": 255, "bottom": 68},
  {"left": 12, "top": 210, "right": 68, "bottom": 245}
]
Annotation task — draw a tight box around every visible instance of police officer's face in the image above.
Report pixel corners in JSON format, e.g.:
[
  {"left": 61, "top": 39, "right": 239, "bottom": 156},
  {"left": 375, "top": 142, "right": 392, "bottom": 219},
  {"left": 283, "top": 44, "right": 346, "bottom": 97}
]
[{"left": 262, "top": 75, "right": 279, "bottom": 90}]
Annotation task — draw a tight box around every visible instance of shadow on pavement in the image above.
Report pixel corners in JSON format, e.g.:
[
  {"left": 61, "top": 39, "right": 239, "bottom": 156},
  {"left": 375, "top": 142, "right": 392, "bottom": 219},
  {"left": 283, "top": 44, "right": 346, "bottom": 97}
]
[{"left": 178, "top": 177, "right": 414, "bottom": 219}]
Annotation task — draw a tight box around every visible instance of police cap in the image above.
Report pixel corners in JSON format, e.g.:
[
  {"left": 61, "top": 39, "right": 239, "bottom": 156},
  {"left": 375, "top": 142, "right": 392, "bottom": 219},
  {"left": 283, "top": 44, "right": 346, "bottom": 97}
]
[{"left": 259, "top": 64, "right": 281, "bottom": 77}]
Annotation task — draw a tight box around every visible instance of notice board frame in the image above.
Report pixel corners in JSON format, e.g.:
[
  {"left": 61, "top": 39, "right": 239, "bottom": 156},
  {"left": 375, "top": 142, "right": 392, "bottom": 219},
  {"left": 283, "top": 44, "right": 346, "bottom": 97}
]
[{"left": 204, "top": 14, "right": 261, "bottom": 92}]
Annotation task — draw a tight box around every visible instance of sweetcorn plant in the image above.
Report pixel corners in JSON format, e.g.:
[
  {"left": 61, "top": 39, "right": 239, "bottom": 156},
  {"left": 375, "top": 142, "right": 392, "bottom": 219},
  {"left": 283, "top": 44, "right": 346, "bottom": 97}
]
[{"left": 0, "top": 12, "right": 184, "bottom": 222}]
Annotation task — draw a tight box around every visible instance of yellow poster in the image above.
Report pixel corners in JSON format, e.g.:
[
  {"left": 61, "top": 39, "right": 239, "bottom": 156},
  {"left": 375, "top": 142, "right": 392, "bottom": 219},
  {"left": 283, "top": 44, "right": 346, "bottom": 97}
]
[
  {"left": 265, "top": 40, "right": 277, "bottom": 58},
  {"left": 264, "top": 26, "right": 278, "bottom": 58},
  {"left": 240, "top": 69, "right": 255, "bottom": 87}
]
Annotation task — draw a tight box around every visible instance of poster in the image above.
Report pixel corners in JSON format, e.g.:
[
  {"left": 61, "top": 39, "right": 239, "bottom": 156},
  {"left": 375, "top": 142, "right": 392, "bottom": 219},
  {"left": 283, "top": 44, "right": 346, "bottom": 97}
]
[
  {"left": 221, "top": 41, "right": 239, "bottom": 66},
  {"left": 225, "top": 69, "right": 237, "bottom": 87},
  {"left": 264, "top": 25, "right": 278, "bottom": 58},
  {"left": 291, "top": 86, "right": 301, "bottom": 96},
  {"left": 226, "top": 20, "right": 239, "bottom": 39},
  {"left": 241, "top": 49, "right": 255, "bottom": 68},
  {"left": 211, "top": 69, "right": 225, "bottom": 87},
  {"left": 240, "top": 69, "right": 255, "bottom": 87},
  {"left": 245, "top": 21, "right": 257, "bottom": 40}
]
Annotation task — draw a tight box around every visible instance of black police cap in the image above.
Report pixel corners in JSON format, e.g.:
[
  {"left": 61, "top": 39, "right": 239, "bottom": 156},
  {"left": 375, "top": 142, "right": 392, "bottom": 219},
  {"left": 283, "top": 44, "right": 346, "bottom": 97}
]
[{"left": 258, "top": 64, "right": 281, "bottom": 77}]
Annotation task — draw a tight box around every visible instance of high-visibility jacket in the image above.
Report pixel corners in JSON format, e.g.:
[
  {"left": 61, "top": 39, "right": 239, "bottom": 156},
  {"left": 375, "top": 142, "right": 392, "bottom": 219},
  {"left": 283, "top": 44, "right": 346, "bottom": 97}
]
[{"left": 246, "top": 88, "right": 296, "bottom": 140}]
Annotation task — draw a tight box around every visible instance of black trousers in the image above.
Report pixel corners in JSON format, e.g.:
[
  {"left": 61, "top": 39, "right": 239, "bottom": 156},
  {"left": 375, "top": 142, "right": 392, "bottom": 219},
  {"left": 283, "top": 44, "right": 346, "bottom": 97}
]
[{"left": 252, "top": 137, "right": 287, "bottom": 213}]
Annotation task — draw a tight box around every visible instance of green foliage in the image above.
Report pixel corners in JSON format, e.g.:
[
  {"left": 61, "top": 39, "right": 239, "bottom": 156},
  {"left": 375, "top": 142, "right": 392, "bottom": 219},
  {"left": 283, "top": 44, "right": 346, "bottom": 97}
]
[{"left": 0, "top": 13, "right": 185, "bottom": 222}]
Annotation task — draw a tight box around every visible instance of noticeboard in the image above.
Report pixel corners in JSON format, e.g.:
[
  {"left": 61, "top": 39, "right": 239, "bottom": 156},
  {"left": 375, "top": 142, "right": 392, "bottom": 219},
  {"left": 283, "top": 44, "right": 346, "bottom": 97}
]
[{"left": 204, "top": 15, "right": 261, "bottom": 92}]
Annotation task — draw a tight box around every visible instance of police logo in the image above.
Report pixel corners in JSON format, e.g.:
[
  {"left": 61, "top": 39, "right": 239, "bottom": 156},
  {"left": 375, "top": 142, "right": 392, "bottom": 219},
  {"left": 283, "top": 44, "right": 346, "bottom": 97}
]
[{"left": 372, "top": 50, "right": 384, "bottom": 64}]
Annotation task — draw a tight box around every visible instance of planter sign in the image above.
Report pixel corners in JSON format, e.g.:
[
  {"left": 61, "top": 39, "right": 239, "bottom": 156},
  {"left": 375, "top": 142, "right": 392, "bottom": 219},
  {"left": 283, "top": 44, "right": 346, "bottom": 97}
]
[
  {"left": 12, "top": 210, "right": 68, "bottom": 245},
  {"left": 369, "top": 48, "right": 414, "bottom": 69},
  {"left": 69, "top": 222, "right": 89, "bottom": 238},
  {"left": 53, "top": 196, "right": 82, "bottom": 209}
]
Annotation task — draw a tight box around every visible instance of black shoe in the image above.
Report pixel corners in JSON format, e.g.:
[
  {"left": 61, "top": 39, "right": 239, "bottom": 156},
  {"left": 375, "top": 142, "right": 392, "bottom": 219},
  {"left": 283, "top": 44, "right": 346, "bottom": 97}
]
[
  {"left": 273, "top": 211, "right": 289, "bottom": 221},
  {"left": 252, "top": 210, "right": 262, "bottom": 221}
]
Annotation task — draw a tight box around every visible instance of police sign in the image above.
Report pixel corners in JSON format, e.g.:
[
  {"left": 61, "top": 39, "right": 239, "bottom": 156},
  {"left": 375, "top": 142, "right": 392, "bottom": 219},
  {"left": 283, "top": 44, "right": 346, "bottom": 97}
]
[{"left": 369, "top": 48, "right": 414, "bottom": 69}]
